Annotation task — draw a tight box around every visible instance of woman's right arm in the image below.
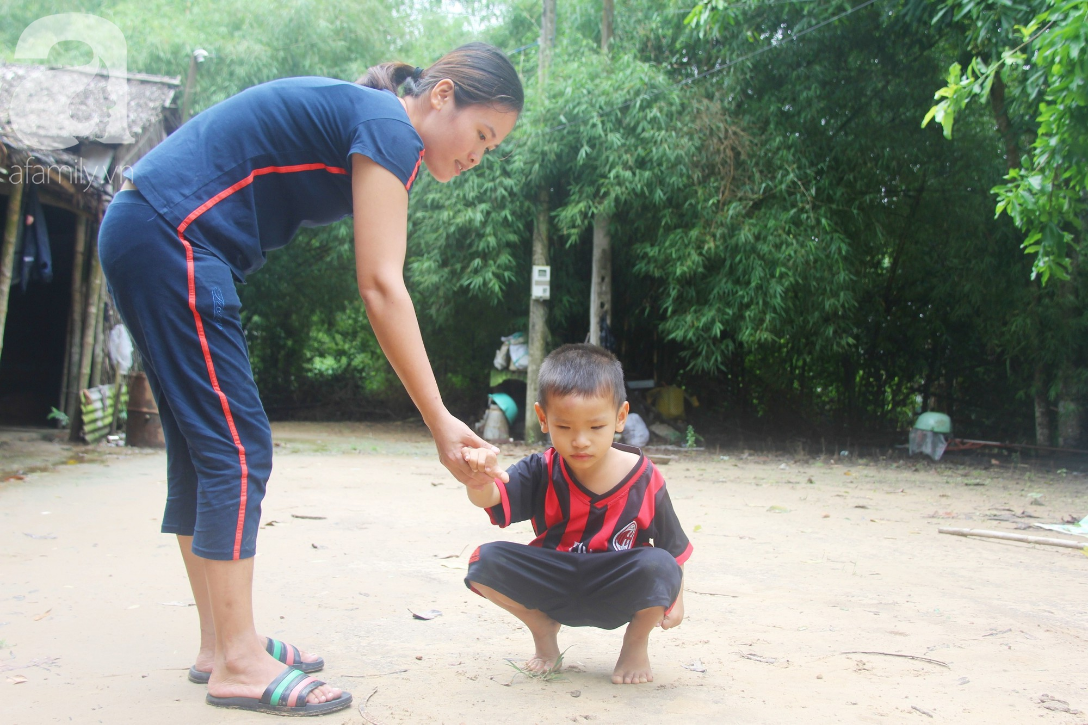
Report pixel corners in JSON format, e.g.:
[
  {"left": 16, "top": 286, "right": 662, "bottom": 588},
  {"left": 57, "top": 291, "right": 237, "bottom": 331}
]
[{"left": 350, "top": 154, "right": 496, "bottom": 487}]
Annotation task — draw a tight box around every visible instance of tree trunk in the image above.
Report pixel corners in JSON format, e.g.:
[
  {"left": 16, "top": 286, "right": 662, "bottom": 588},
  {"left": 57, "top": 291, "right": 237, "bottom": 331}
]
[
  {"left": 0, "top": 178, "right": 26, "bottom": 364},
  {"left": 601, "top": 0, "right": 613, "bottom": 54},
  {"left": 525, "top": 0, "right": 556, "bottom": 445},
  {"left": 1034, "top": 366, "right": 1051, "bottom": 447},
  {"left": 63, "top": 217, "right": 89, "bottom": 423},
  {"left": 539, "top": 0, "right": 556, "bottom": 86},
  {"left": 989, "top": 71, "right": 1020, "bottom": 172},
  {"left": 589, "top": 0, "right": 614, "bottom": 348},
  {"left": 1057, "top": 366, "right": 1081, "bottom": 449},
  {"left": 589, "top": 211, "right": 611, "bottom": 345},
  {"left": 525, "top": 189, "right": 550, "bottom": 445}
]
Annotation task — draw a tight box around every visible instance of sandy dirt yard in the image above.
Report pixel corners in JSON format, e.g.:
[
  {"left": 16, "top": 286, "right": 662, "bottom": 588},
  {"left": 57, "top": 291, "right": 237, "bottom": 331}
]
[{"left": 1, "top": 421, "right": 1086, "bottom": 725}]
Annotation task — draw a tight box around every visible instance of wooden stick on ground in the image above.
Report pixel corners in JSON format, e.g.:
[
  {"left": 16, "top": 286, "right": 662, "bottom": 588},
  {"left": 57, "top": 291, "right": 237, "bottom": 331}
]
[
  {"left": 939, "top": 527, "right": 1087, "bottom": 550},
  {"left": 840, "top": 651, "right": 949, "bottom": 668}
]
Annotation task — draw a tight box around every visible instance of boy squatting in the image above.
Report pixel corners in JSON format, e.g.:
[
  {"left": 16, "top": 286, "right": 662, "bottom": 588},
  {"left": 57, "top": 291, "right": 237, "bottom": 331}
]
[{"left": 460, "top": 344, "right": 693, "bottom": 684}]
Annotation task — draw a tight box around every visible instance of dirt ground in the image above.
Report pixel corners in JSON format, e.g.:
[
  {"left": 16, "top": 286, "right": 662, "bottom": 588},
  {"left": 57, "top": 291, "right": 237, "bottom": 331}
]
[{"left": 1, "top": 421, "right": 1086, "bottom": 725}]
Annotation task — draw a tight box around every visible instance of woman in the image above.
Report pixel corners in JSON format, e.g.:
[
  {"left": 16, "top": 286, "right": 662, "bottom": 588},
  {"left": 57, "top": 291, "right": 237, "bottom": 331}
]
[{"left": 98, "top": 43, "right": 522, "bottom": 716}]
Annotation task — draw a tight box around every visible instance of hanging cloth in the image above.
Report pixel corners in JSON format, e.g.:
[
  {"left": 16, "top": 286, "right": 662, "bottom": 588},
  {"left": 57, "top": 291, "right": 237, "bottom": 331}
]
[{"left": 16, "top": 183, "right": 53, "bottom": 292}]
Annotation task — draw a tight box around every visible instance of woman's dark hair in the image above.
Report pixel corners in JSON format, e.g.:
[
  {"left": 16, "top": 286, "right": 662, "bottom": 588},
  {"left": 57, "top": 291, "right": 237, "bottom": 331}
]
[{"left": 357, "top": 42, "right": 523, "bottom": 114}]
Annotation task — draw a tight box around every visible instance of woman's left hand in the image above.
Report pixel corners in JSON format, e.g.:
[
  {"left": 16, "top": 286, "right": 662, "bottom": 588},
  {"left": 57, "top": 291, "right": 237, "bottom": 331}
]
[{"left": 430, "top": 412, "right": 500, "bottom": 488}]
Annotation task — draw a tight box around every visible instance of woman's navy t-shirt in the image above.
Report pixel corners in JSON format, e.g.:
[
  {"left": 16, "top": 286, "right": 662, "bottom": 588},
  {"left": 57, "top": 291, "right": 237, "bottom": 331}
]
[{"left": 129, "top": 77, "right": 425, "bottom": 281}]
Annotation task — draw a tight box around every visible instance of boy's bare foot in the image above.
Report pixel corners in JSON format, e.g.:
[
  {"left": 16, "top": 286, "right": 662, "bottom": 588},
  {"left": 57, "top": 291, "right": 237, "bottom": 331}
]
[
  {"left": 467, "top": 581, "right": 564, "bottom": 675},
  {"left": 611, "top": 606, "right": 663, "bottom": 684},
  {"left": 525, "top": 619, "right": 562, "bottom": 673},
  {"left": 612, "top": 641, "right": 653, "bottom": 684}
]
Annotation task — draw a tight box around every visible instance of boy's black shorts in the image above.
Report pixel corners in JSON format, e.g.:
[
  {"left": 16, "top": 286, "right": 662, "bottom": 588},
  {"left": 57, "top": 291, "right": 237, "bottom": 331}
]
[{"left": 465, "top": 542, "right": 682, "bottom": 630}]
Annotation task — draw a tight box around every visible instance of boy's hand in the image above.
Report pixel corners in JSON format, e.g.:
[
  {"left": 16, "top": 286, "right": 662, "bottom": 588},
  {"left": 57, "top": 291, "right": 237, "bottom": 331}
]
[
  {"left": 461, "top": 447, "right": 510, "bottom": 485},
  {"left": 660, "top": 597, "right": 684, "bottom": 629}
]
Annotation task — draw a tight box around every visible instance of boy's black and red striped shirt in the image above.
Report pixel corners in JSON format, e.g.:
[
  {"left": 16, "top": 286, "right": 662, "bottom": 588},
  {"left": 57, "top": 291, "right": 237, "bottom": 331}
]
[{"left": 486, "top": 443, "right": 693, "bottom": 564}]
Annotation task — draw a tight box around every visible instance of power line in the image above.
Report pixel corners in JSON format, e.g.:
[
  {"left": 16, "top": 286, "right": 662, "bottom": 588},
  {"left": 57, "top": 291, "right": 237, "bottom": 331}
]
[
  {"left": 668, "top": 0, "right": 828, "bottom": 11},
  {"left": 541, "top": 0, "right": 884, "bottom": 135}
]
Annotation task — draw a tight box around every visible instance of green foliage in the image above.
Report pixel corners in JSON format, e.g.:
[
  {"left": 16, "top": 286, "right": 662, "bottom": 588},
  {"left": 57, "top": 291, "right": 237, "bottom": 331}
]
[
  {"left": 923, "top": 0, "right": 1088, "bottom": 283},
  {"left": 672, "top": 0, "right": 1056, "bottom": 437},
  {"left": 47, "top": 406, "right": 70, "bottom": 427},
  {"left": 7, "top": 0, "right": 1083, "bottom": 442}
]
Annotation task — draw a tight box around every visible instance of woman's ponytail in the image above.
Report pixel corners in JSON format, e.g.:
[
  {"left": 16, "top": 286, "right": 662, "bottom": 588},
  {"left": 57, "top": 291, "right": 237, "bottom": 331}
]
[
  {"left": 357, "top": 62, "right": 417, "bottom": 94},
  {"left": 357, "top": 43, "right": 523, "bottom": 114}
]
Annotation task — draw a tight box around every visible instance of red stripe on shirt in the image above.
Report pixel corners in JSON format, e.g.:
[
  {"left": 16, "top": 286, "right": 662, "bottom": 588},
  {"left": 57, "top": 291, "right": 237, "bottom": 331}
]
[
  {"left": 176, "top": 162, "right": 347, "bottom": 560},
  {"left": 532, "top": 448, "right": 562, "bottom": 547},
  {"left": 177, "top": 163, "right": 348, "bottom": 233},
  {"left": 405, "top": 149, "right": 425, "bottom": 191},
  {"left": 634, "top": 466, "right": 666, "bottom": 532},
  {"left": 488, "top": 478, "right": 511, "bottom": 528},
  {"left": 556, "top": 456, "right": 591, "bottom": 552},
  {"left": 674, "top": 541, "right": 694, "bottom": 566}
]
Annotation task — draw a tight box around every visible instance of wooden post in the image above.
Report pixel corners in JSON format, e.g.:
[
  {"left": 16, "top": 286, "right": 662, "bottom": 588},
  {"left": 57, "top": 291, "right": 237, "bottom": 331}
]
[
  {"left": 73, "top": 234, "right": 103, "bottom": 441},
  {"left": 589, "top": 1, "right": 614, "bottom": 347},
  {"left": 589, "top": 212, "right": 612, "bottom": 346},
  {"left": 181, "top": 50, "right": 208, "bottom": 123},
  {"left": 0, "top": 178, "right": 25, "bottom": 363},
  {"left": 89, "top": 281, "right": 107, "bottom": 387},
  {"left": 525, "top": 0, "right": 557, "bottom": 445},
  {"left": 526, "top": 189, "right": 551, "bottom": 445},
  {"left": 62, "top": 217, "right": 88, "bottom": 423}
]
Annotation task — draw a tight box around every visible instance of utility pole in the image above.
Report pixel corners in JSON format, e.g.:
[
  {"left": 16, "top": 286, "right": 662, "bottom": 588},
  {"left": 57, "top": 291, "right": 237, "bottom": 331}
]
[
  {"left": 180, "top": 48, "right": 209, "bottom": 123},
  {"left": 525, "top": 0, "right": 556, "bottom": 445},
  {"left": 589, "top": 0, "right": 614, "bottom": 348}
]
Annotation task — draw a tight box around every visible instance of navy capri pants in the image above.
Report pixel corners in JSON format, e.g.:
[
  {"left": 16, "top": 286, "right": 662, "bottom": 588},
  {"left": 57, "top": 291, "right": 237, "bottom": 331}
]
[
  {"left": 98, "top": 189, "right": 271, "bottom": 560},
  {"left": 466, "top": 542, "right": 683, "bottom": 630}
]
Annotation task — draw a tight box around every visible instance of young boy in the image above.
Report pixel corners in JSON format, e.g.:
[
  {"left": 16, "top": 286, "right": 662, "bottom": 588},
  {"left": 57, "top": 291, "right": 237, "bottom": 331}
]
[{"left": 461, "top": 344, "right": 692, "bottom": 684}]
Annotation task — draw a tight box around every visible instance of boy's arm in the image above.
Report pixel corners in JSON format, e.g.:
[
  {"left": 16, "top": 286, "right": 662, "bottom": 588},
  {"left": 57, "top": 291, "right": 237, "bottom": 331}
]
[
  {"left": 463, "top": 450, "right": 549, "bottom": 528},
  {"left": 461, "top": 447, "right": 507, "bottom": 509},
  {"left": 465, "top": 480, "right": 501, "bottom": 508}
]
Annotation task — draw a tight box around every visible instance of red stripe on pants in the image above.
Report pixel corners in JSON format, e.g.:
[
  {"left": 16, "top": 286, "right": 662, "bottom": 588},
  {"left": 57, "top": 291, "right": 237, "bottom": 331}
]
[{"left": 175, "top": 162, "right": 348, "bottom": 559}]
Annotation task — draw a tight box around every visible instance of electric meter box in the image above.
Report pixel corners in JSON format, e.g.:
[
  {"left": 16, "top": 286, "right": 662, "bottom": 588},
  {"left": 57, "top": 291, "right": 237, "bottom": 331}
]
[{"left": 531, "top": 265, "right": 551, "bottom": 300}]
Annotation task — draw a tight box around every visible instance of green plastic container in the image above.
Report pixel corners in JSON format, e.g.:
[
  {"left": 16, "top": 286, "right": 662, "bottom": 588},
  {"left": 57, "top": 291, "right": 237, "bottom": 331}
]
[
  {"left": 913, "top": 412, "right": 952, "bottom": 434},
  {"left": 488, "top": 393, "right": 519, "bottom": 425}
]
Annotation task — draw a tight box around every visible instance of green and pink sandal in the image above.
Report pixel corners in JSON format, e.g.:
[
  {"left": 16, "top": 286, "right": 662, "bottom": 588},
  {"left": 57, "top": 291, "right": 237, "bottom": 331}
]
[
  {"left": 188, "top": 638, "right": 325, "bottom": 684},
  {"left": 205, "top": 666, "right": 352, "bottom": 716}
]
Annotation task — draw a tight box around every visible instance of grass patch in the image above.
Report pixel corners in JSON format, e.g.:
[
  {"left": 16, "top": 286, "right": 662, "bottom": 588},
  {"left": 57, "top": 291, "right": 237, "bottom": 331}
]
[{"left": 506, "top": 647, "right": 572, "bottom": 682}]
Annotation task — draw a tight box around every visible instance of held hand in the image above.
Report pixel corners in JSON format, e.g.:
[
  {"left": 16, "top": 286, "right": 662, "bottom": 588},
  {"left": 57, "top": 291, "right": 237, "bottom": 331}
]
[
  {"left": 660, "top": 597, "right": 684, "bottom": 630},
  {"left": 461, "top": 447, "right": 510, "bottom": 485},
  {"left": 430, "top": 413, "right": 502, "bottom": 488}
]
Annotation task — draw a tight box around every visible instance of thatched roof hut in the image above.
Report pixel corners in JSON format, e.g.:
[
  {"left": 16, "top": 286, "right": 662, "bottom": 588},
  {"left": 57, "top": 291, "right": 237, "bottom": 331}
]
[{"left": 0, "top": 61, "right": 179, "bottom": 436}]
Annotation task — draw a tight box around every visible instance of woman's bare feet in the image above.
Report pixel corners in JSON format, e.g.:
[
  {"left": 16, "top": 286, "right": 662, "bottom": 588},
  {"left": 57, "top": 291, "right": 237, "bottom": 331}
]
[
  {"left": 206, "top": 643, "right": 341, "bottom": 705},
  {"left": 612, "top": 606, "right": 663, "bottom": 685},
  {"left": 192, "top": 636, "right": 322, "bottom": 675}
]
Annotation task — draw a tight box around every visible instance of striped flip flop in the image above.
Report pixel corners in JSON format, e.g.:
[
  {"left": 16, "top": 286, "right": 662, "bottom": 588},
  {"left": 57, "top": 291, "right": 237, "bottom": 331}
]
[
  {"left": 188, "top": 638, "right": 325, "bottom": 684},
  {"left": 205, "top": 666, "right": 352, "bottom": 716}
]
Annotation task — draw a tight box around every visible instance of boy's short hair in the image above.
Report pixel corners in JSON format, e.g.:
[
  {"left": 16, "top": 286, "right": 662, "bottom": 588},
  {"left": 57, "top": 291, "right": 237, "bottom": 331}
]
[{"left": 537, "top": 344, "right": 626, "bottom": 410}]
